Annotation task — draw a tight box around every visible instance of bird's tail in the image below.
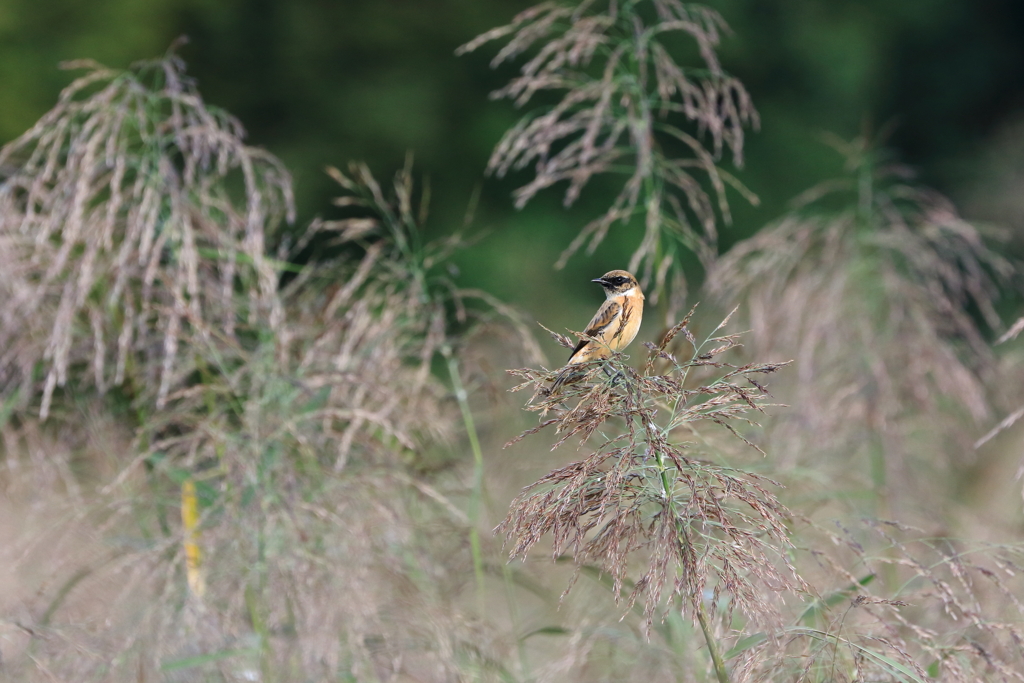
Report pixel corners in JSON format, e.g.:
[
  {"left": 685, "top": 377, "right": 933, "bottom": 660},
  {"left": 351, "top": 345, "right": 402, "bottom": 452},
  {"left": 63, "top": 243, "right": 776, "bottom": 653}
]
[{"left": 549, "top": 365, "right": 585, "bottom": 397}]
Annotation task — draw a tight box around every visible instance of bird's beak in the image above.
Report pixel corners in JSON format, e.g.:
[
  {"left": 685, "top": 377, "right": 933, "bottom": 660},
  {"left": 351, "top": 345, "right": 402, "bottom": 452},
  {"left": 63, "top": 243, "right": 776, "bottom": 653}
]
[{"left": 592, "top": 277, "right": 606, "bottom": 284}]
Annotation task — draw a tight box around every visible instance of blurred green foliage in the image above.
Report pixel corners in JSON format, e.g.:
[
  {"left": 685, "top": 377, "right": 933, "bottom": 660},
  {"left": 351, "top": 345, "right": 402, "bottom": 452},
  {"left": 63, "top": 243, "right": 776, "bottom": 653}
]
[{"left": 1, "top": 0, "right": 1022, "bottom": 315}]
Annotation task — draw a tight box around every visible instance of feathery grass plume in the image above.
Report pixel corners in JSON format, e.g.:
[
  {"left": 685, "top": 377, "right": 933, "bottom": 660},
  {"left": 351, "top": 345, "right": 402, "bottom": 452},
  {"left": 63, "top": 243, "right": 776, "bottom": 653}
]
[
  {"left": 733, "top": 521, "right": 1024, "bottom": 682},
  {"left": 146, "top": 160, "right": 476, "bottom": 479},
  {"left": 706, "top": 134, "right": 1015, "bottom": 523},
  {"left": 458, "top": 0, "right": 759, "bottom": 292},
  {"left": 0, "top": 48, "right": 294, "bottom": 419},
  {"left": 504, "top": 306, "right": 801, "bottom": 679}
]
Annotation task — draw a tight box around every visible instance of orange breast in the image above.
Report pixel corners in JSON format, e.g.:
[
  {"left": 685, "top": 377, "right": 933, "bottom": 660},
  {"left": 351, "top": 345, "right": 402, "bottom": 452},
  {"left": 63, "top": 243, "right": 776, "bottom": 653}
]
[{"left": 570, "top": 297, "right": 642, "bottom": 362}]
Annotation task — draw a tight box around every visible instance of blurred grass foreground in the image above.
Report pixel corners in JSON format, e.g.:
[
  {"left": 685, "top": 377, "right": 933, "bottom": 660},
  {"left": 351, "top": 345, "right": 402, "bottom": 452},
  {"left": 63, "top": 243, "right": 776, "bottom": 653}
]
[{"left": 3, "top": 3, "right": 1024, "bottom": 682}]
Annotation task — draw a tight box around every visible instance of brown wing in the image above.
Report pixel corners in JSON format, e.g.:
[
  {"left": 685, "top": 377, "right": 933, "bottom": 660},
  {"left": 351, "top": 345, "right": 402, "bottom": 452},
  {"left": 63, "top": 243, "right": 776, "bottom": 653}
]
[{"left": 568, "top": 299, "right": 620, "bottom": 361}]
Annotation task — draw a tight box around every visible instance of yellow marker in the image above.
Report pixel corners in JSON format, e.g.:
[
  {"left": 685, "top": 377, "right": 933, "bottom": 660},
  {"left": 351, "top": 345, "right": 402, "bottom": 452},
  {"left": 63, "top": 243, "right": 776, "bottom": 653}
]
[{"left": 181, "top": 478, "right": 205, "bottom": 597}]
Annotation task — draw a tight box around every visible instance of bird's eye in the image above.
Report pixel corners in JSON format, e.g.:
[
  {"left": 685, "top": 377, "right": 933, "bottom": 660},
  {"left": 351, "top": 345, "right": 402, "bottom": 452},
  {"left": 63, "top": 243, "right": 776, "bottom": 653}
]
[{"left": 613, "top": 277, "right": 626, "bottom": 285}]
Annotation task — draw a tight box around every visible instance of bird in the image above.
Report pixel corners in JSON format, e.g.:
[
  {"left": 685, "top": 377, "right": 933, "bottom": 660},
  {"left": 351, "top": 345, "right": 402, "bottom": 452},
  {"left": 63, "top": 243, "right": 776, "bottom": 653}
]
[{"left": 550, "top": 269, "right": 644, "bottom": 395}]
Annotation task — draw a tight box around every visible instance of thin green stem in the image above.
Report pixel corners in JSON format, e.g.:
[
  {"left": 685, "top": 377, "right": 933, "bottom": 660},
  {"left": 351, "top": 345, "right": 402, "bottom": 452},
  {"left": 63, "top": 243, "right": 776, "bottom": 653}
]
[
  {"left": 696, "top": 598, "right": 731, "bottom": 683},
  {"left": 445, "top": 347, "right": 487, "bottom": 615},
  {"left": 650, "top": 439, "right": 731, "bottom": 683},
  {"left": 663, "top": 337, "right": 715, "bottom": 438}
]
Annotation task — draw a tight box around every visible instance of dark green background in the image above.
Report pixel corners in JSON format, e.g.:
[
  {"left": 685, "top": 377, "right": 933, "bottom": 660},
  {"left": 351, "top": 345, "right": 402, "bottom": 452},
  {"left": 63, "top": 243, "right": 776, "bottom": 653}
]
[{"left": 3, "top": 0, "right": 1023, "bottom": 316}]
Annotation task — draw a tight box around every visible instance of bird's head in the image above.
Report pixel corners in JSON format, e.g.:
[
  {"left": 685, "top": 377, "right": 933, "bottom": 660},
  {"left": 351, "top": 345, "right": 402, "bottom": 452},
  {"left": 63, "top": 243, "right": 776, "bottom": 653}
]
[{"left": 593, "top": 270, "right": 642, "bottom": 298}]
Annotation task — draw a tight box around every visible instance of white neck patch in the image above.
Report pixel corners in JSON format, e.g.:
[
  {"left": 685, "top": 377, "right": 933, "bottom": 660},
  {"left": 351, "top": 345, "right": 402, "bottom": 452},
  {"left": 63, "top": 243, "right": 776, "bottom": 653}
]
[{"left": 620, "top": 286, "right": 637, "bottom": 297}]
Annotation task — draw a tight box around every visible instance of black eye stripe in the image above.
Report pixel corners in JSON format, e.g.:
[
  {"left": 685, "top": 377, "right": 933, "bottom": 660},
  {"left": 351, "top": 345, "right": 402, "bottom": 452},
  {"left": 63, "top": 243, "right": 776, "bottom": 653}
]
[{"left": 599, "top": 275, "right": 631, "bottom": 286}]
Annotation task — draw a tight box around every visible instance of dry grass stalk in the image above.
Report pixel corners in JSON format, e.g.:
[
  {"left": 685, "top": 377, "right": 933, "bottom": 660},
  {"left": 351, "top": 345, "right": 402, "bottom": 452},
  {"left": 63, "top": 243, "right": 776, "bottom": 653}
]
[
  {"left": 459, "top": 0, "right": 759, "bottom": 287},
  {"left": 0, "top": 51, "right": 294, "bottom": 418},
  {"left": 706, "top": 136, "right": 1014, "bottom": 521},
  {"left": 732, "top": 521, "right": 1024, "bottom": 682},
  {"left": 145, "top": 174, "right": 465, "bottom": 478},
  {"left": 503, "top": 307, "right": 801, "bottom": 645}
]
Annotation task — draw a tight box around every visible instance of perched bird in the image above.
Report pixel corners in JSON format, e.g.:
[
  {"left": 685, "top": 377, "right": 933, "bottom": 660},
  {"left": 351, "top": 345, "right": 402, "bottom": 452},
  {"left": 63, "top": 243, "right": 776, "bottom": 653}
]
[{"left": 550, "top": 270, "right": 644, "bottom": 395}]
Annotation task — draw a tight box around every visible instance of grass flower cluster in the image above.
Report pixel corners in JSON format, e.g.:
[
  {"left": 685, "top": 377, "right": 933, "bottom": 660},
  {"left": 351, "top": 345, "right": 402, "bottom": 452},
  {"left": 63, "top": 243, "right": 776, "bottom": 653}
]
[
  {"left": 0, "top": 51, "right": 293, "bottom": 419},
  {"left": 459, "top": 0, "right": 759, "bottom": 290},
  {"left": 505, "top": 310, "right": 797, "bottom": 680}
]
